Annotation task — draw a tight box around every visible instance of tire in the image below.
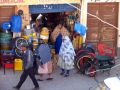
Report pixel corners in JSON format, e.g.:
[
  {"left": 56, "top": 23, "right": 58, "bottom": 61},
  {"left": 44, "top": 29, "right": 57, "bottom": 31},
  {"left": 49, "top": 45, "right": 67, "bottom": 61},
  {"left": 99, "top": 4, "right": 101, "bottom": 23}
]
[
  {"left": 14, "top": 48, "right": 23, "bottom": 58},
  {"left": 75, "top": 54, "right": 95, "bottom": 74},
  {"left": 87, "top": 65, "right": 96, "bottom": 77},
  {"left": 15, "top": 37, "right": 28, "bottom": 49}
]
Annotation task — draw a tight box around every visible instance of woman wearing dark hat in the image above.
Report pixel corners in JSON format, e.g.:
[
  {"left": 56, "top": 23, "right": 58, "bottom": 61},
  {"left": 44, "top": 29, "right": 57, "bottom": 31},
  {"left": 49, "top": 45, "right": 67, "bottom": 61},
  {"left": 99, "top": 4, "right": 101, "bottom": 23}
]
[{"left": 13, "top": 44, "right": 39, "bottom": 90}]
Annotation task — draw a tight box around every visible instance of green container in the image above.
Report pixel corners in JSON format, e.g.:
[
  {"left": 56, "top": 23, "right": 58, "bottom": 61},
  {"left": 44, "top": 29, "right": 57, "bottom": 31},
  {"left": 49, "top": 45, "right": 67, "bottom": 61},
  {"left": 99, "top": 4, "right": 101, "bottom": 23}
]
[{"left": 0, "top": 32, "right": 12, "bottom": 50}]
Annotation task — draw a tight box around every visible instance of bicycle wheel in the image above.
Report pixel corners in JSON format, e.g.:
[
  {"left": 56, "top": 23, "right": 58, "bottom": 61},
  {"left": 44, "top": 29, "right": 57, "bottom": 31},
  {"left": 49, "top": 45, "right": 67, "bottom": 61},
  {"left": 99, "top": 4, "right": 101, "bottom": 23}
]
[
  {"left": 76, "top": 54, "right": 95, "bottom": 74},
  {"left": 87, "top": 65, "right": 96, "bottom": 77},
  {"left": 14, "top": 48, "right": 23, "bottom": 58},
  {"left": 15, "top": 37, "right": 28, "bottom": 49}
]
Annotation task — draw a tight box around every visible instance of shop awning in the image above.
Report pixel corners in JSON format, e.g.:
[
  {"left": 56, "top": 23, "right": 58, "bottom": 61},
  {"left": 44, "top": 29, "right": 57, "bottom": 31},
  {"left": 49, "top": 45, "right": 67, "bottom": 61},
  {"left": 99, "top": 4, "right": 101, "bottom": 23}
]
[
  {"left": 29, "top": 4, "right": 76, "bottom": 14},
  {"left": 0, "top": 0, "right": 80, "bottom": 6}
]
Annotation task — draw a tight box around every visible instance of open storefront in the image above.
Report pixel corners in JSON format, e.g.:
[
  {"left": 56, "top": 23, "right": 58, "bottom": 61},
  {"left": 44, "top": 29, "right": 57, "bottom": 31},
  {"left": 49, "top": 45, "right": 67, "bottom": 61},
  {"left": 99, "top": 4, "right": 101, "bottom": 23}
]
[{"left": 0, "top": 0, "right": 83, "bottom": 73}]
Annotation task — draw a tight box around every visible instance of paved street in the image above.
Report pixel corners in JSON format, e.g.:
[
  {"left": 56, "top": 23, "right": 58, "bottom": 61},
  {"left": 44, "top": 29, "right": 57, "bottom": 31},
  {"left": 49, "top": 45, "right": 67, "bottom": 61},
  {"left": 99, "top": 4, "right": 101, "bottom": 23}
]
[{"left": 0, "top": 57, "right": 120, "bottom": 90}]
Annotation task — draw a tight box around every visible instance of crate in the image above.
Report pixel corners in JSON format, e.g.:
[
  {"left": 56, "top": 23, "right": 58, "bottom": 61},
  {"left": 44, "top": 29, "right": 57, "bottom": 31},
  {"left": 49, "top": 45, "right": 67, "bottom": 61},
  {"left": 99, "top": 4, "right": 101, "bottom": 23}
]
[
  {"left": 14, "top": 59, "right": 23, "bottom": 71},
  {"left": 4, "top": 63, "right": 14, "bottom": 68}
]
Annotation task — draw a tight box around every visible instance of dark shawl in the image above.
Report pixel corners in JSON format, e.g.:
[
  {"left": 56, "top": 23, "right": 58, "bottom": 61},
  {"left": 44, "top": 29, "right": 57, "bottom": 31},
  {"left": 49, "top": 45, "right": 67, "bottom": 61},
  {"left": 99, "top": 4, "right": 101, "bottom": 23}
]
[
  {"left": 36, "top": 43, "right": 51, "bottom": 64},
  {"left": 55, "top": 33, "right": 62, "bottom": 54}
]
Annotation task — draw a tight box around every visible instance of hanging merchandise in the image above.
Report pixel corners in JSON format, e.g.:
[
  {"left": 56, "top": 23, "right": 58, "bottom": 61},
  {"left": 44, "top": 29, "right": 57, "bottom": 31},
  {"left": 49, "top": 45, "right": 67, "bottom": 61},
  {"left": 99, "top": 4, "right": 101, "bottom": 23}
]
[
  {"left": 23, "top": 25, "right": 36, "bottom": 40},
  {"left": 40, "top": 27, "right": 49, "bottom": 43},
  {"left": 1, "top": 22, "right": 11, "bottom": 30},
  {"left": 32, "top": 35, "right": 39, "bottom": 50},
  {"left": 10, "top": 10, "right": 23, "bottom": 38},
  {"left": 74, "top": 21, "right": 87, "bottom": 36},
  {"left": 10, "top": 15, "right": 22, "bottom": 33}
]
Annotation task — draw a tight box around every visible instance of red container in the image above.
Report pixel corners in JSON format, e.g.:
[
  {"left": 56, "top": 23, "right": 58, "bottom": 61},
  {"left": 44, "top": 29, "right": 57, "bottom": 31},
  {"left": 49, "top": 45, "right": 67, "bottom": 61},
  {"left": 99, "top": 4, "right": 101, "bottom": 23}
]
[{"left": 4, "top": 63, "right": 13, "bottom": 68}]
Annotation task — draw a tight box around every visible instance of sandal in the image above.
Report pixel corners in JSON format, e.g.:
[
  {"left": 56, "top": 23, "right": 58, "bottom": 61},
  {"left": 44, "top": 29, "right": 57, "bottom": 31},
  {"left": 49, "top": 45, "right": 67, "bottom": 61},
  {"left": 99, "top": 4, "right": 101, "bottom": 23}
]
[
  {"left": 60, "top": 72, "right": 64, "bottom": 75},
  {"left": 37, "top": 79, "right": 44, "bottom": 81},
  {"left": 64, "top": 74, "right": 69, "bottom": 77},
  {"left": 46, "top": 78, "right": 53, "bottom": 80}
]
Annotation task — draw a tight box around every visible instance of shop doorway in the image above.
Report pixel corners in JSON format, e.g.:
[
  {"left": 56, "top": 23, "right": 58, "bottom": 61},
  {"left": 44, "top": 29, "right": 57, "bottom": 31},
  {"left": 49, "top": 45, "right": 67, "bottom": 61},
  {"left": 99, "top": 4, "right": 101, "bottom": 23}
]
[
  {"left": 31, "top": 13, "right": 62, "bottom": 30},
  {"left": 31, "top": 12, "right": 74, "bottom": 44},
  {"left": 29, "top": 4, "right": 82, "bottom": 50},
  {"left": 29, "top": 4, "right": 78, "bottom": 33}
]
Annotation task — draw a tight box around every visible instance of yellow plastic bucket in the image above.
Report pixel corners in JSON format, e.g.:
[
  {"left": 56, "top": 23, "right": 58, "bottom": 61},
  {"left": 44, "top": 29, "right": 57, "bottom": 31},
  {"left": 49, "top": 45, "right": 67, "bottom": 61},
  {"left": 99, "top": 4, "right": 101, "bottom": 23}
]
[
  {"left": 14, "top": 59, "right": 23, "bottom": 71},
  {"left": 40, "top": 27, "right": 49, "bottom": 43}
]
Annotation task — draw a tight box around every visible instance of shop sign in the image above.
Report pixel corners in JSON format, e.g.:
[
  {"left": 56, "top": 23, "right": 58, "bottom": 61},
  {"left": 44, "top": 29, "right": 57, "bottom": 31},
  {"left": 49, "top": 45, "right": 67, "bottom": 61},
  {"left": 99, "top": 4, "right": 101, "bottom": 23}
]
[{"left": 0, "top": 0, "right": 80, "bottom": 6}]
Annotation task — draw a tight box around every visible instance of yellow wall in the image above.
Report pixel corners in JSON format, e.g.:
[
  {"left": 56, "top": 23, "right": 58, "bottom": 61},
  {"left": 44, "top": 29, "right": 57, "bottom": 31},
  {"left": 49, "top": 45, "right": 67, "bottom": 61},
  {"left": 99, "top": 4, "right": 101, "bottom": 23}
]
[{"left": 0, "top": 0, "right": 80, "bottom": 6}]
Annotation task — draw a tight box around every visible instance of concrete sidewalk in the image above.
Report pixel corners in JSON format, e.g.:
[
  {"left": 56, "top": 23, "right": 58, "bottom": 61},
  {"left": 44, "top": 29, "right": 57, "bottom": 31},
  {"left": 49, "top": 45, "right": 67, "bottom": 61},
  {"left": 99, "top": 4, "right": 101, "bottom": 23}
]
[{"left": 0, "top": 57, "right": 120, "bottom": 90}]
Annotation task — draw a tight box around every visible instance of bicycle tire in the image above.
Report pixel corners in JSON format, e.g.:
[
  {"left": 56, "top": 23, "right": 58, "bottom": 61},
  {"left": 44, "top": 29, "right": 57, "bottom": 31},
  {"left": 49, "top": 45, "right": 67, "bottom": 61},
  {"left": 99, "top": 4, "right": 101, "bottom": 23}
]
[{"left": 15, "top": 37, "right": 28, "bottom": 49}]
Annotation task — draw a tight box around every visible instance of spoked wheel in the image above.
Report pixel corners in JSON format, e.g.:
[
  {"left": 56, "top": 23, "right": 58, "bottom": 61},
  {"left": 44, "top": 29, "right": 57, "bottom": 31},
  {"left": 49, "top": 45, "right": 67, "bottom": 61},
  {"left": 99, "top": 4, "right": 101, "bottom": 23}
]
[
  {"left": 15, "top": 37, "right": 28, "bottom": 49},
  {"left": 75, "top": 54, "right": 89, "bottom": 71},
  {"left": 14, "top": 48, "right": 23, "bottom": 58},
  {"left": 75, "top": 54, "right": 96, "bottom": 75}
]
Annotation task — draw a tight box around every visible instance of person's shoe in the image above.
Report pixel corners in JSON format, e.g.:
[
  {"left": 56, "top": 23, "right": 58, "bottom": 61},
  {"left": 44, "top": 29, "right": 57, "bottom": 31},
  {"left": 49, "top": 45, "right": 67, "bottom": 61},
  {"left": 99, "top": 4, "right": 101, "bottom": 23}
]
[
  {"left": 64, "top": 74, "right": 69, "bottom": 77},
  {"left": 60, "top": 72, "right": 64, "bottom": 75},
  {"left": 46, "top": 78, "right": 53, "bottom": 80},
  {"left": 13, "top": 86, "right": 19, "bottom": 90},
  {"left": 37, "top": 79, "right": 44, "bottom": 81},
  {"left": 32, "top": 87, "right": 40, "bottom": 90}
]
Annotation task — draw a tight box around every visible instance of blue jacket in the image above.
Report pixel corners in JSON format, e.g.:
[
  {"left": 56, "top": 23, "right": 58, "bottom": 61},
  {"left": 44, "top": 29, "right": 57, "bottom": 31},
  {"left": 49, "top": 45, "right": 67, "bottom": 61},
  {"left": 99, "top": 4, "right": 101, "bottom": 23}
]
[
  {"left": 22, "top": 50, "right": 34, "bottom": 70},
  {"left": 10, "top": 15, "right": 22, "bottom": 32}
]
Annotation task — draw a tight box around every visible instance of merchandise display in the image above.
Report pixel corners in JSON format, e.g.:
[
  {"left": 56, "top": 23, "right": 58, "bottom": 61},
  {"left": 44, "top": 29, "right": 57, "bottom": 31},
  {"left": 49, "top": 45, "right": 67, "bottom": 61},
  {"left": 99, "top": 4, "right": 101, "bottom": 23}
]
[{"left": 14, "top": 59, "right": 23, "bottom": 71}]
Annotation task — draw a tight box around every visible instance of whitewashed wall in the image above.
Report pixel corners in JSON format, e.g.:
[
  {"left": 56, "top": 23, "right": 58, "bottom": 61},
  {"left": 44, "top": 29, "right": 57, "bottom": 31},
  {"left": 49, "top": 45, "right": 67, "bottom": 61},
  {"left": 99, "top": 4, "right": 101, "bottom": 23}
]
[
  {"left": 118, "top": 3, "right": 120, "bottom": 47},
  {"left": 117, "top": 3, "right": 120, "bottom": 56}
]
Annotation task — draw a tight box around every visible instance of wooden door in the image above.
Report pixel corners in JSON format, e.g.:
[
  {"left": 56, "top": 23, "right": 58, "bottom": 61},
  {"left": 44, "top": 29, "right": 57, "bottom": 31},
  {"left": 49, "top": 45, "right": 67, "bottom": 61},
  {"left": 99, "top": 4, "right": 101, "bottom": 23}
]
[
  {"left": 0, "top": 6, "right": 15, "bottom": 24},
  {"left": 87, "top": 3, "right": 118, "bottom": 52},
  {"left": 87, "top": 3, "right": 100, "bottom": 47}
]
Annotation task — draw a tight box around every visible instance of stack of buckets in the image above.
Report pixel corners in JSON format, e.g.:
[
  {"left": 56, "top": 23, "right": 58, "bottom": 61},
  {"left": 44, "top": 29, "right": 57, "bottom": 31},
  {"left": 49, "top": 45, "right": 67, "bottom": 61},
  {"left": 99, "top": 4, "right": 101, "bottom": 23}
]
[
  {"left": 0, "top": 22, "right": 13, "bottom": 68},
  {"left": 0, "top": 30, "right": 13, "bottom": 68},
  {"left": 40, "top": 27, "right": 49, "bottom": 43},
  {"left": 32, "top": 33, "right": 39, "bottom": 50},
  {"left": 0, "top": 31, "right": 12, "bottom": 50}
]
